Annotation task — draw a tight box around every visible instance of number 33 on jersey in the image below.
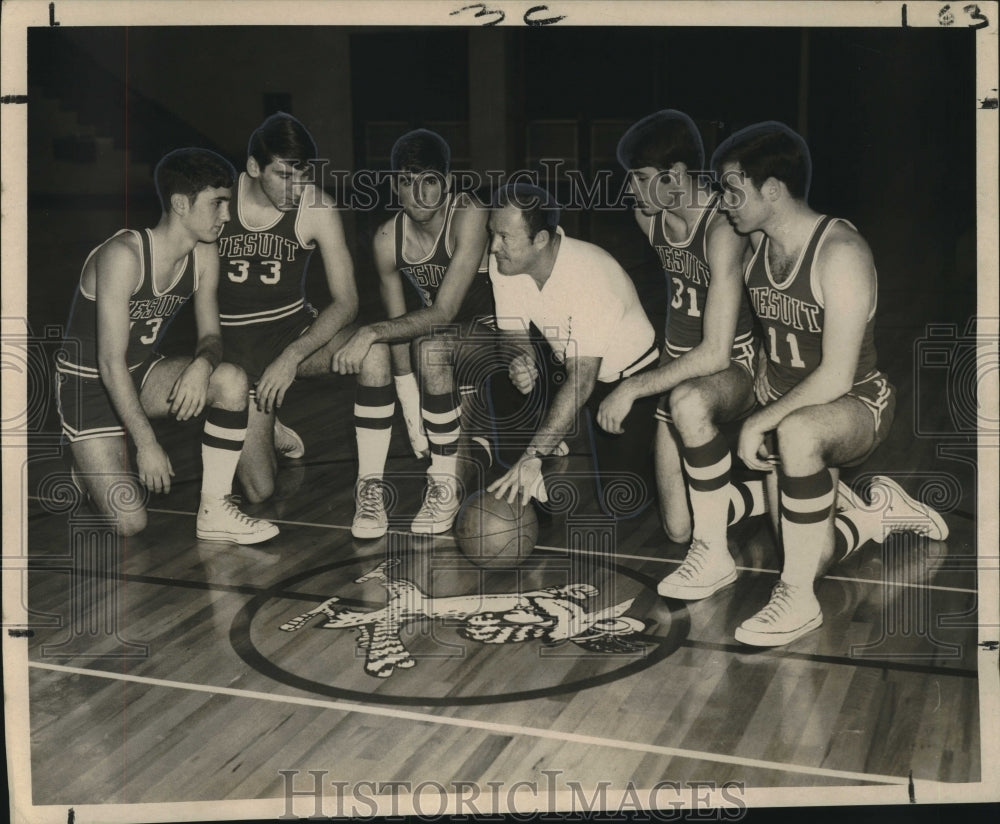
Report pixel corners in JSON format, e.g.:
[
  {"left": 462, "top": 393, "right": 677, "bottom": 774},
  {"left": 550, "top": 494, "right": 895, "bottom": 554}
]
[{"left": 216, "top": 173, "right": 315, "bottom": 327}]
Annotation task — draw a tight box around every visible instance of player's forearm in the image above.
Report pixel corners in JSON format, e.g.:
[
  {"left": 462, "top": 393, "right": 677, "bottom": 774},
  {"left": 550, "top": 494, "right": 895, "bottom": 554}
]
[
  {"left": 282, "top": 301, "right": 356, "bottom": 365},
  {"left": 98, "top": 361, "right": 158, "bottom": 449},
  {"left": 618, "top": 343, "right": 726, "bottom": 401},
  {"left": 193, "top": 334, "right": 222, "bottom": 371},
  {"left": 366, "top": 305, "right": 452, "bottom": 345},
  {"left": 752, "top": 366, "right": 853, "bottom": 432}
]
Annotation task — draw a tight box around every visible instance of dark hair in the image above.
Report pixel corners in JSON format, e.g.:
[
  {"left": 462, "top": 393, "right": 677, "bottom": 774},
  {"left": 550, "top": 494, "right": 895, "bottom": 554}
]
[
  {"left": 248, "top": 112, "right": 317, "bottom": 168},
  {"left": 493, "top": 182, "right": 561, "bottom": 241},
  {"left": 390, "top": 129, "right": 451, "bottom": 174},
  {"left": 154, "top": 148, "right": 236, "bottom": 212},
  {"left": 711, "top": 121, "right": 812, "bottom": 200},
  {"left": 616, "top": 109, "right": 704, "bottom": 173}
]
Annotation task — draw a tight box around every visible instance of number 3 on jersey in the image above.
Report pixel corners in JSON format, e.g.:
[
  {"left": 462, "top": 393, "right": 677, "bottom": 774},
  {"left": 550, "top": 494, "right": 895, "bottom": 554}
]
[
  {"left": 766, "top": 326, "right": 806, "bottom": 368},
  {"left": 227, "top": 259, "right": 282, "bottom": 285},
  {"left": 670, "top": 276, "right": 702, "bottom": 318},
  {"left": 130, "top": 317, "right": 163, "bottom": 345}
]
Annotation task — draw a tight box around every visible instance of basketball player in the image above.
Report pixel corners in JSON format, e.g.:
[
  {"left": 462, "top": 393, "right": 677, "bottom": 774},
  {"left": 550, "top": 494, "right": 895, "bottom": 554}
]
[
  {"left": 485, "top": 183, "right": 660, "bottom": 512},
  {"left": 604, "top": 112, "right": 943, "bottom": 603},
  {"left": 56, "top": 148, "right": 278, "bottom": 543},
  {"left": 332, "top": 129, "right": 493, "bottom": 534},
  {"left": 706, "top": 122, "right": 948, "bottom": 646},
  {"left": 217, "top": 113, "right": 394, "bottom": 539},
  {"left": 599, "top": 110, "right": 769, "bottom": 584}
]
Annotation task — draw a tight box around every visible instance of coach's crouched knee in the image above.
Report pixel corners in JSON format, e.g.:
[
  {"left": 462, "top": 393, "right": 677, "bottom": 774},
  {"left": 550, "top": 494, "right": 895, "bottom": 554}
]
[{"left": 208, "top": 363, "right": 250, "bottom": 411}]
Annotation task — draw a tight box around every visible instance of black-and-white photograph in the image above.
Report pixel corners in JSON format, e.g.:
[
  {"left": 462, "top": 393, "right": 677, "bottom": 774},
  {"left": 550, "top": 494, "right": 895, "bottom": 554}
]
[{"left": 2, "top": 1, "right": 997, "bottom": 820}]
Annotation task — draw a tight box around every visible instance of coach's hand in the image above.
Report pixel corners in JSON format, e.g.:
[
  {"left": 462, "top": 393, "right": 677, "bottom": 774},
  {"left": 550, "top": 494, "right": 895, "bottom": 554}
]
[
  {"left": 168, "top": 358, "right": 212, "bottom": 421},
  {"left": 737, "top": 417, "right": 773, "bottom": 472},
  {"left": 332, "top": 328, "right": 375, "bottom": 376},
  {"left": 596, "top": 384, "right": 635, "bottom": 434},
  {"left": 136, "top": 442, "right": 174, "bottom": 494},
  {"left": 509, "top": 353, "right": 539, "bottom": 395},
  {"left": 256, "top": 352, "right": 298, "bottom": 413},
  {"left": 488, "top": 454, "right": 548, "bottom": 507}
]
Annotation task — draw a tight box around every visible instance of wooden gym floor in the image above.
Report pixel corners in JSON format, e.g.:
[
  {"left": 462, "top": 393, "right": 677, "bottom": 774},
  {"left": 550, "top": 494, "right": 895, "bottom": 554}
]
[{"left": 17, "top": 207, "right": 984, "bottom": 808}]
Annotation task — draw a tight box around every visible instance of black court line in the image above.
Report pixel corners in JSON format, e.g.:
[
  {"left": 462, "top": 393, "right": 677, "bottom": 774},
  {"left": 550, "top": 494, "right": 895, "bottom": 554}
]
[
  {"left": 27, "top": 565, "right": 379, "bottom": 610},
  {"left": 30, "top": 563, "right": 980, "bottom": 682}
]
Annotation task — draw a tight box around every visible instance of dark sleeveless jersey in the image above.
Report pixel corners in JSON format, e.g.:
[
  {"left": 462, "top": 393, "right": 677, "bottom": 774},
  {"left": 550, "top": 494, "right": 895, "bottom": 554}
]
[
  {"left": 216, "top": 173, "right": 315, "bottom": 326},
  {"left": 649, "top": 197, "right": 754, "bottom": 352},
  {"left": 745, "top": 215, "right": 880, "bottom": 397},
  {"left": 393, "top": 193, "right": 492, "bottom": 318},
  {"left": 58, "top": 228, "right": 196, "bottom": 378}
]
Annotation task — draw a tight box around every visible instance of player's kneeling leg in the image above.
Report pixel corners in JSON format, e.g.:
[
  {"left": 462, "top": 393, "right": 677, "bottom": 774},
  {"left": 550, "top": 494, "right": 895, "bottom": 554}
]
[{"left": 197, "top": 363, "right": 279, "bottom": 544}]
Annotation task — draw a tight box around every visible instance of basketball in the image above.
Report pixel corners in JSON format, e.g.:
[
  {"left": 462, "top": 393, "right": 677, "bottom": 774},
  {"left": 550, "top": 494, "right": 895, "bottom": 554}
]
[{"left": 454, "top": 491, "right": 539, "bottom": 568}]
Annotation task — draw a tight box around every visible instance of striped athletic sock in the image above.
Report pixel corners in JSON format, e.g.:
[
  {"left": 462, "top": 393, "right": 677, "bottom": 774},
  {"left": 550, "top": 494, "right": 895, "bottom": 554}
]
[
  {"left": 355, "top": 383, "right": 395, "bottom": 480},
  {"left": 422, "top": 390, "right": 461, "bottom": 480},
  {"left": 779, "top": 468, "right": 836, "bottom": 588},
  {"left": 727, "top": 479, "right": 766, "bottom": 525},
  {"left": 682, "top": 432, "right": 732, "bottom": 549},
  {"left": 201, "top": 407, "right": 248, "bottom": 500}
]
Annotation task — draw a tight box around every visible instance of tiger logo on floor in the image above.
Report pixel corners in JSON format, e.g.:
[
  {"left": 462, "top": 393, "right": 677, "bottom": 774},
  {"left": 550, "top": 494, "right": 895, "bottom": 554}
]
[{"left": 279, "top": 560, "right": 648, "bottom": 678}]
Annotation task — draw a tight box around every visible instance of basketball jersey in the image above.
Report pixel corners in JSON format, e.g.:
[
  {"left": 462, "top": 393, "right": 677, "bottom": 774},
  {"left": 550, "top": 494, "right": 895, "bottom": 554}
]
[
  {"left": 393, "top": 193, "right": 492, "bottom": 317},
  {"left": 216, "top": 172, "right": 315, "bottom": 327},
  {"left": 58, "top": 228, "right": 197, "bottom": 378},
  {"left": 745, "top": 215, "right": 879, "bottom": 397},
  {"left": 649, "top": 197, "right": 755, "bottom": 353}
]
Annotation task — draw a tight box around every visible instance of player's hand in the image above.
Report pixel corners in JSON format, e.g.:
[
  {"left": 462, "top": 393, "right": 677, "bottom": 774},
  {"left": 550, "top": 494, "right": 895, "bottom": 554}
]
[
  {"left": 256, "top": 352, "right": 298, "bottom": 414},
  {"left": 487, "top": 455, "right": 548, "bottom": 507},
  {"left": 136, "top": 442, "right": 174, "bottom": 494},
  {"left": 331, "top": 328, "right": 376, "bottom": 375},
  {"left": 753, "top": 347, "right": 771, "bottom": 406},
  {"left": 596, "top": 384, "right": 635, "bottom": 434},
  {"left": 168, "top": 357, "right": 212, "bottom": 421},
  {"left": 737, "top": 417, "right": 773, "bottom": 472},
  {"left": 509, "top": 353, "right": 539, "bottom": 395}
]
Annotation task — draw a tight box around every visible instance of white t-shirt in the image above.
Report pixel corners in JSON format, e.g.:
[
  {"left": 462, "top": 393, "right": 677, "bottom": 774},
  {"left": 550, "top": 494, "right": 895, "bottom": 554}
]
[{"left": 490, "top": 228, "right": 656, "bottom": 382}]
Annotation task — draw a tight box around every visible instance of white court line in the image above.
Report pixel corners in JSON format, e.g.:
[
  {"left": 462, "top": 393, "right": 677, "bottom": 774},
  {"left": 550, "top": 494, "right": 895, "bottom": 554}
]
[
  {"left": 143, "top": 504, "right": 980, "bottom": 596},
  {"left": 26, "top": 496, "right": 979, "bottom": 595},
  {"left": 30, "top": 660, "right": 912, "bottom": 787}
]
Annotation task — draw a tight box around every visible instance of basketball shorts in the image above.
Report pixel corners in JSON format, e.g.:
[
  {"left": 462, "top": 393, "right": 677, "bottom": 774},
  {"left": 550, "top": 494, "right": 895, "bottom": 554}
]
[
  {"left": 760, "top": 369, "right": 896, "bottom": 468},
  {"left": 844, "top": 370, "right": 897, "bottom": 466},
  {"left": 455, "top": 276, "right": 496, "bottom": 325},
  {"left": 220, "top": 305, "right": 316, "bottom": 382},
  {"left": 654, "top": 332, "right": 757, "bottom": 425},
  {"left": 55, "top": 355, "right": 164, "bottom": 442}
]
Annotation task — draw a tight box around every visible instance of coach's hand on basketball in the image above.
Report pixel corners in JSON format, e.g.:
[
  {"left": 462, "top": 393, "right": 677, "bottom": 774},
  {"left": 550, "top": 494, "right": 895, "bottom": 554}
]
[
  {"left": 137, "top": 443, "right": 174, "bottom": 494},
  {"left": 256, "top": 354, "right": 298, "bottom": 413},
  {"left": 331, "top": 329, "right": 374, "bottom": 375},
  {"left": 509, "top": 354, "right": 539, "bottom": 394},
  {"left": 596, "top": 385, "right": 635, "bottom": 434},
  {"left": 488, "top": 455, "right": 548, "bottom": 507},
  {"left": 738, "top": 419, "right": 773, "bottom": 472},
  {"left": 168, "top": 359, "right": 211, "bottom": 421}
]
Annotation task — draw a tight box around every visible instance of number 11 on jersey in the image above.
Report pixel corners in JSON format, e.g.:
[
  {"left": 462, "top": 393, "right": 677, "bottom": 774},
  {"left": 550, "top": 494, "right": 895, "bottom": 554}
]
[{"left": 767, "top": 326, "right": 806, "bottom": 368}]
